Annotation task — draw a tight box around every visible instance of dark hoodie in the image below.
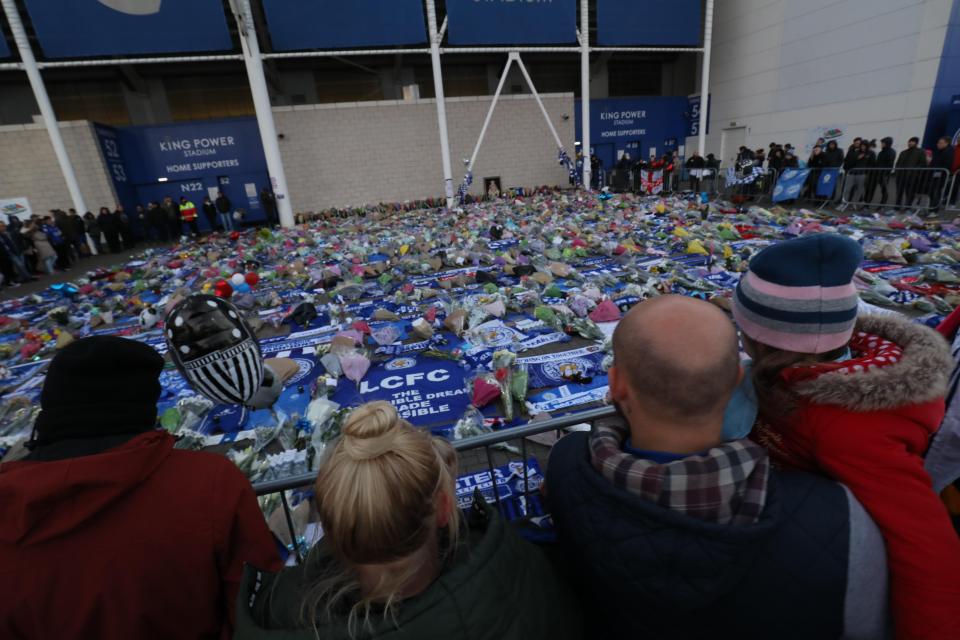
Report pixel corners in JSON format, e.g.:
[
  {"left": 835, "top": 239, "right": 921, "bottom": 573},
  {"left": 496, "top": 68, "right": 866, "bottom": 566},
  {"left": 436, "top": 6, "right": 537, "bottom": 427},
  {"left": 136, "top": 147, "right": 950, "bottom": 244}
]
[
  {"left": 547, "top": 430, "right": 888, "bottom": 640},
  {"left": 0, "top": 430, "right": 281, "bottom": 640}
]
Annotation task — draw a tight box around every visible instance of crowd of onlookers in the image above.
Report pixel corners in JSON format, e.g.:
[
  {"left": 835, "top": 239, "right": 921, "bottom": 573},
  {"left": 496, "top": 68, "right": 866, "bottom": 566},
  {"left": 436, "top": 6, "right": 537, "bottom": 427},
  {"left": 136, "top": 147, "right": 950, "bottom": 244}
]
[
  {"left": 0, "top": 187, "right": 282, "bottom": 290},
  {"left": 707, "top": 135, "right": 958, "bottom": 213},
  {"left": 591, "top": 134, "right": 960, "bottom": 214}
]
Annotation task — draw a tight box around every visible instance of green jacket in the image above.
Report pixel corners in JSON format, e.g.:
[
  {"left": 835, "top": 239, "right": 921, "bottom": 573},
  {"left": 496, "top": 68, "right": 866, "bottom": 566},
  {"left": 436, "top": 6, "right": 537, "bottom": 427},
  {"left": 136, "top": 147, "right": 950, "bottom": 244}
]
[{"left": 235, "top": 500, "right": 583, "bottom": 640}]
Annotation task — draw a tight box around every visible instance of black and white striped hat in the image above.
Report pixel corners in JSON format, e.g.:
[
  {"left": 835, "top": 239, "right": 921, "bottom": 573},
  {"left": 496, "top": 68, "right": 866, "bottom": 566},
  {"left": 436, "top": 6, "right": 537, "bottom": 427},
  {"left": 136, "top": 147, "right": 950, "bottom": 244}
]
[{"left": 165, "top": 294, "right": 264, "bottom": 406}]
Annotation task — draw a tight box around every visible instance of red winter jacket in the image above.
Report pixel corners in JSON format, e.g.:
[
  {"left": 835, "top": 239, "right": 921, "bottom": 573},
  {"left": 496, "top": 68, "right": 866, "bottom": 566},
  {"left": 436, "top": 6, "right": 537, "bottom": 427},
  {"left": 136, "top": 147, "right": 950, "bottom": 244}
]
[
  {"left": 751, "top": 315, "right": 960, "bottom": 640},
  {"left": 0, "top": 431, "right": 281, "bottom": 640}
]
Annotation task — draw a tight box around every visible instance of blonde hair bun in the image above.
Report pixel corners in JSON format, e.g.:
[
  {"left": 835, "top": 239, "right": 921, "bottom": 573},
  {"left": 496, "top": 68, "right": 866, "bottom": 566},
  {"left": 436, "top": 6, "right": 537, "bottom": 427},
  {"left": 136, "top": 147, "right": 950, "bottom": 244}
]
[{"left": 340, "top": 401, "right": 406, "bottom": 461}]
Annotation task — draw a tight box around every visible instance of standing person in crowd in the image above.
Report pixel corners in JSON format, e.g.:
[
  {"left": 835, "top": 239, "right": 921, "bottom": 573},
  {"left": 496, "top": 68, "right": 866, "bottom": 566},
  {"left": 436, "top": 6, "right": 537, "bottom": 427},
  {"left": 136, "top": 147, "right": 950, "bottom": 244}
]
[
  {"left": 115, "top": 205, "right": 133, "bottom": 250},
  {"left": 896, "top": 136, "right": 928, "bottom": 208},
  {"left": 179, "top": 196, "right": 200, "bottom": 237},
  {"left": 83, "top": 212, "right": 102, "bottom": 254},
  {"left": 146, "top": 201, "right": 167, "bottom": 244},
  {"left": 802, "top": 145, "right": 825, "bottom": 199},
  {"left": 686, "top": 152, "right": 706, "bottom": 193},
  {"left": 0, "top": 337, "right": 282, "bottom": 638},
  {"left": 162, "top": 196, "right": 182, "bottom": 240},
  {"left": 815, "top": 136, "right": 826, "bottom": 150},
  {"left": 928, "top": 136, "right": 954, "bottom": 215},
  {"left": 201, "top": 196, "right": 217, "bottom": 232},
  {"left": 822, "top": 139, "right": 845, "bottom": 168},
  {"left": 41, "top": 216, "right": 70, "bottom": 271},
  {"left": 547, "top": 295, "right": 888, "bottom": 639},
  {"left": 97, "top": 207, "right": 121, "bottom": 254},
  {"left": 67, "top": 209, "right": 87, "bottom": 257},
  {"left": 841, "top": 140, "right": 876, "bottom": 209},
  {"left": 259, "top": 187, "right": 278, "bottom": 228},
  {"left": 23, "top": 218, "right": 56, "bottom": 275},
  {"left": 783, "top": 150, "right": 799, "bottom": 168},
  {"left": 7, "top": 213, "right": 22, "bottom": 237},
  {"left": 843, "top": 137, "right": 863, "bottom": 173},
  {"left": 768, "top": 146, "right": 784, "bottom": 173},
  {"left": 734, "top": 234, "right": 960, "bottom": 640},
  {"left": 59, "top": 209, "right": 79, "bottom": 261},
  {"left": 239, "top": 400, "right": 582, "bottom": 640},
  {"left": 869, "top": 137, "right": 896, "bottom": 210},
  {"left": 0, "top": 220, "right": 33, "bottom": 285},
  {"left": 215, "top": 190, "right": 233, "bottom": 231}
]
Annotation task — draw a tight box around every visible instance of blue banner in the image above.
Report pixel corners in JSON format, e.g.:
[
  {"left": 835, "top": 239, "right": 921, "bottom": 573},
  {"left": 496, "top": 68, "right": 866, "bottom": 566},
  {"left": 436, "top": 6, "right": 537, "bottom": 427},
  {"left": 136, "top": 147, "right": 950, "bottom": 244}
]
[
  {"left": 772, "top": 169, "right": 810, "bottom": 203},
  {"left": 0, "top": 29, "right": 9, "bottom": 58},
  {"left": 446, "top": 0, "right": 576, "bottom": 45},
  {"left": 23, "top": 0, "right": 232, "bottom": 59},
  {"left": 817, "top": 168, "right": 841, "bottom": 198},
  {"left": 262, "top": 0, "right": 426, "bottom": 51},
  {"left": 597, "top": 0, "right": 702, "bottom": 46},
  {"left": 331, "top": 356, "right": 470, "bottom": 428}
]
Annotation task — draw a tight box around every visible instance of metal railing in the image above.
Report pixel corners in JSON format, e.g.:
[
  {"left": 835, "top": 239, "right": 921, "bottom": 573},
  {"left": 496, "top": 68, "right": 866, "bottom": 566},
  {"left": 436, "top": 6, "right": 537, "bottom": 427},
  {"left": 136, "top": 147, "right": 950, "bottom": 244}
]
[
  {"left": 253, "top": 405, "right": 618, "bottom": 563},
  {"left": 836, "top": 167, "right": 951, "bottom": 212},
  {"left": 719, "top": 166, "right": 779, "bottom": 204}
]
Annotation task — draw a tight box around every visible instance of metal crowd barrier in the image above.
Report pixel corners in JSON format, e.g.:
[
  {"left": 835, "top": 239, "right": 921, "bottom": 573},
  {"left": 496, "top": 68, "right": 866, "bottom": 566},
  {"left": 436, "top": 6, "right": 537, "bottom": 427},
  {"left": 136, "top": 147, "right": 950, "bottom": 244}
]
[
  {"left": 720, "top": 167, "right": 779, "bottom": 204},
  {"left": 942, "top": 173, "right": 960, "bottom": 214},
  {"left": 253, "top": 405, "right": 618, "bottom": 563},
  {"left": 837, "top": 167, "right": 951, "bottom": 212}
]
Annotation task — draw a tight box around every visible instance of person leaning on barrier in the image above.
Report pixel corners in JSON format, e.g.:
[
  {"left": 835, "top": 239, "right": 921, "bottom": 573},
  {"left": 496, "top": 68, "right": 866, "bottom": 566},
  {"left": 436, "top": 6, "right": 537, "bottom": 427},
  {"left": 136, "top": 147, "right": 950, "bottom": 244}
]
[
  {"left": 895, "top": 136, "right": 928, "bottom": 208},
  {"left": 237, "top": 401, "right": 583, "bottom": 640},
  {"left": 869, "top": 137, "right": 896, "bottom": 210},
  {"left": 842, "top": 140, "right": 876, "bottom": 210},
  {"left": 0, "top": 336, "right": 281, "bottom": 639},
  {"left": 929, "top": 136, "right": 954, "bottom": 215},
  {"left": 546, "top": 295, "right": 888, "bottom": 640}
]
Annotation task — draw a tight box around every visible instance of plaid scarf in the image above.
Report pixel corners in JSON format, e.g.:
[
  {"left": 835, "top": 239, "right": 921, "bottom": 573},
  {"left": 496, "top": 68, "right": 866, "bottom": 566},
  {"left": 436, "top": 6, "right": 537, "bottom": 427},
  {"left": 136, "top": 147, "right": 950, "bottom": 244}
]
[{"left": 589, "top": 418, "right": 770, "bottom": 525}]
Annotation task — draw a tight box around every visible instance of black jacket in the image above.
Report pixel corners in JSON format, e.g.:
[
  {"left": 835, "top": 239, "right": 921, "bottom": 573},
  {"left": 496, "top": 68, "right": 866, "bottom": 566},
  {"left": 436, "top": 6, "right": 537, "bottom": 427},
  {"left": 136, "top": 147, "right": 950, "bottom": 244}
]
[
  {"left": 877, "top": 146, "right": 896, "bottom": 170},
  {"left": 931, "top": 146, "right": 954, "bottom": 172},
  {"left": 896, "top": 147, "right": 928, "bottom": 169},
  {"left": 547, "top": 431, "right": 887, "bottom": 640},
  {"left": 852, "top": 150, "right": 876, "bottom": 171},
  {"left": 843, "top": 145, "right": 860, "bottom": 171},
  {"left": 201, "top": 202, "right": 217, "bottom": 221},
  {"left": 822, "top": 147, "right": 845, "bottom": 168},
  {"left": 807, "top": 153, "right": 825, "bottom": 168},
  {"left": 215, "top": 196, "right": 231, "bottom": 214},
  {"left": 97, "top": 212, "right": 117, "bottom": 234},
  {"left": 686, "top": 156, "right": 705, "bottom": 169}
]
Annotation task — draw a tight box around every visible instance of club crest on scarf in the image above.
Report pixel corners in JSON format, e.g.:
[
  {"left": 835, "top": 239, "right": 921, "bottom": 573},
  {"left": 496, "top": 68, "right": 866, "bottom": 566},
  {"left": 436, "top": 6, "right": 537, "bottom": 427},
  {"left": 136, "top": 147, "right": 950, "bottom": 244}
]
[{"left": 165, "top": 294, "right": 264, "bottom": 406}]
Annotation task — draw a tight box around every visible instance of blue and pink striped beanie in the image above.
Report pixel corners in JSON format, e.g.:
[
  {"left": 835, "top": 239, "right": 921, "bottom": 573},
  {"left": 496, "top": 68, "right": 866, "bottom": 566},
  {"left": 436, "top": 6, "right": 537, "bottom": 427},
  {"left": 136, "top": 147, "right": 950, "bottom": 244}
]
[{"left": 733, "top": 234, "right": 863, "bottom": 354}]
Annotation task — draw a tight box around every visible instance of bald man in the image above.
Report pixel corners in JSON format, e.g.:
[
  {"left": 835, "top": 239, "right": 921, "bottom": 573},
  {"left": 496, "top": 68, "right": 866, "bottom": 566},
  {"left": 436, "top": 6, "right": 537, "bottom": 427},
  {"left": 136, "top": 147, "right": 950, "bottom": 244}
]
[{"left": 547, "top": 296, "right": 888, "bottom": 640}]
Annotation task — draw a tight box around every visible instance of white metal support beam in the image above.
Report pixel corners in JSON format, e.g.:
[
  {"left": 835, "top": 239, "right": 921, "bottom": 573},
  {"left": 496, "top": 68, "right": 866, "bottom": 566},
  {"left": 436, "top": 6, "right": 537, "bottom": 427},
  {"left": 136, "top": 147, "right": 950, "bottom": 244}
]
[
  {"left": 580, "top": 0, "right": 591, "bottom": 189},
  {"left": 697, "top": 0, "right": 715, "bottom": 157},
  {"left": 1, "top": 0, "right": 88, "bottom": 216},
  {"left": 232, "top": 0, "right": 294, "bottom": 228},
  {"left": 513, "top": 55, "right": 565, "bottom": 150},
  {"left": 466, "top": 53, "right": 514, "bottom": 175},
  {"left": 426, "top": 0, "right": 456, "bottom": 209}
]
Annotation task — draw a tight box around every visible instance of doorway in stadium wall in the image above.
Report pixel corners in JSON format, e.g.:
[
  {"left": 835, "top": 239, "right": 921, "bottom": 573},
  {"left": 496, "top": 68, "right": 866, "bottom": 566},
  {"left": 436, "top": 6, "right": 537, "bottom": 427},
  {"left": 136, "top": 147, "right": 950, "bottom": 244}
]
[{"left": 721, "top": 126, "right": 747, "bottom": 168}]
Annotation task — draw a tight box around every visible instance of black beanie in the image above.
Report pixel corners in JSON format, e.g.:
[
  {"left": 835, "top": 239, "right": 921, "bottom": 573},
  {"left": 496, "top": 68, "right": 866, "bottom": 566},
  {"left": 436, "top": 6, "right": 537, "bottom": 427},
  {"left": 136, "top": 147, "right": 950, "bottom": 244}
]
[{"left": 30, "top": 336, "right": 164, "bottom": 448}]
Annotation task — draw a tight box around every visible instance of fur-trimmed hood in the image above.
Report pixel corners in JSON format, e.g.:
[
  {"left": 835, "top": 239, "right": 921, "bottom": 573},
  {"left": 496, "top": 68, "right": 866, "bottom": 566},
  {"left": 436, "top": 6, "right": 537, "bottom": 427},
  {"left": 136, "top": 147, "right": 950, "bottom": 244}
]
[{"left": 792, "top": 314, "right": 952, "bottom": 412}]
